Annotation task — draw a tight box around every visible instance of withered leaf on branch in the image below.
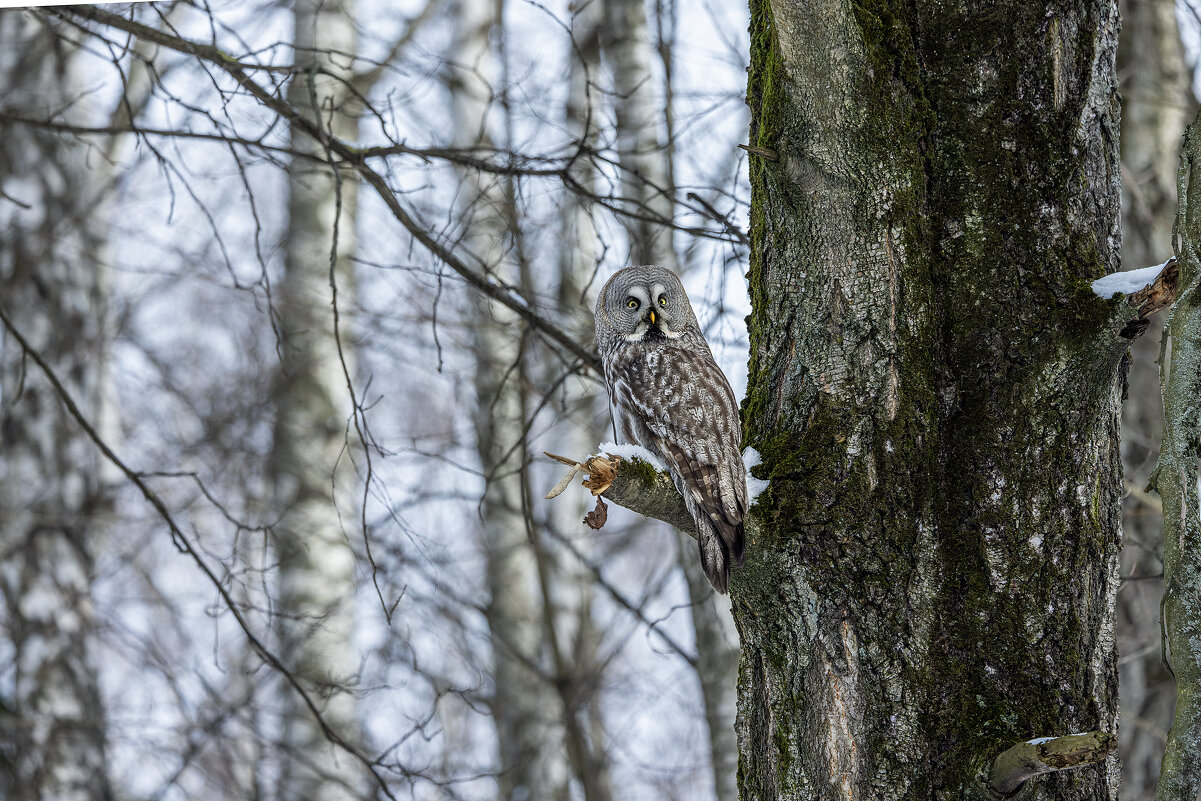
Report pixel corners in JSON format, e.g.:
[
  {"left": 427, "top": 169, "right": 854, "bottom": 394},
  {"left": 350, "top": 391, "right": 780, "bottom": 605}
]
[
  {"left": 543, "top": 451, "right": 587, "bottom": 499},
  {"left": 583, "top": 496, "right": 608, "bottom": 530}
]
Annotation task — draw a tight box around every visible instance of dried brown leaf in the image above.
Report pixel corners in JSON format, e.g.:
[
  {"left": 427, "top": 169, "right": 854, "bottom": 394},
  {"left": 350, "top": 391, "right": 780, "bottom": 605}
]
[
  {"left": 543, "top": 451, "right": 583, "bottom": 468},
  {"left": 583, "top": 496, "right": 608, "bottom": 530},
  {"left": 545, "top": 464, "right": 582, "bottom": 499}
]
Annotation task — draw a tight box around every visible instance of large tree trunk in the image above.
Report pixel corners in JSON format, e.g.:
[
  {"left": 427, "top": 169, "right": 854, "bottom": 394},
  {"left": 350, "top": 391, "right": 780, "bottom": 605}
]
[
  {"left": 0, "top": 15, "right": 114, "bottom": 801},
  {"left": 1114, "top": 0, "right": 1191, "bottom": 796},
  {"left": 737, "top": 1, "right": 1131, "bottom": 798},
  {"left": 271, "top": 1, "right": 364, "bottom": 797}
]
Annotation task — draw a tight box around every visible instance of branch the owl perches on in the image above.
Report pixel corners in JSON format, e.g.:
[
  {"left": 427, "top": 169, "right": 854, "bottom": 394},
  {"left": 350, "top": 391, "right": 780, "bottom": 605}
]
[{"left": 545, "top": 451, "right": 709, "bottom": 544}]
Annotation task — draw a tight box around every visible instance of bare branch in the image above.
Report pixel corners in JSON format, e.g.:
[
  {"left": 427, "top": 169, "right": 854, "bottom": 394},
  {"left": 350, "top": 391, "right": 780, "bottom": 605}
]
[
  {"left": 55, "top": 4, "right": 603, "bottom": 373},
  {"left": 1128, "top": 256, "right": 1180, "bottom": 315},
  {"left": 0, "top": 302, "right": 406, "bottom": 800},
  {"left": 1119, "top": 257, "right": 1181, "bottom": 338},
  {"left": 350, "top": 0, "right": 442, "bottom": 93}
]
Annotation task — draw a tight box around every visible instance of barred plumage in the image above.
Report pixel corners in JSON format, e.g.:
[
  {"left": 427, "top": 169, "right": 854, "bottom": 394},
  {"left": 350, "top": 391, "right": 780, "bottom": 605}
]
[{"left": 594, "top": 265, "right": 746, "bottom": 593}]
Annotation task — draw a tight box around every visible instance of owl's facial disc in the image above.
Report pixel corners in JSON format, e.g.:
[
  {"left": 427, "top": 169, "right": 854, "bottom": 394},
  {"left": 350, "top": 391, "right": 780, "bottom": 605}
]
[{"left": 618, "top": 282, "right": 683, "bottom": 342}]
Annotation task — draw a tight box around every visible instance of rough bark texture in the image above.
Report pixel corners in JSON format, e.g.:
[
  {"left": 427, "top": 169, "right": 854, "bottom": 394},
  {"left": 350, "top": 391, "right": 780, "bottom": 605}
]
[
  {"left": 452, "top": 2, "right": 572, "bottom": 798},
  {"left": 1114, "top": 1, "right": 1192, "bottom": 795},
  {"left": 271, "top": 1, "right": 364, "bottom": 797},
  {"left": 738, "top": 1, "right": 1129, "bottom": 798},
  {"left": 1149, "top": 111, "right": 1201, "bottom": 801},
  {"left": 0, "top": 15, "right": 114, "bottom": 801}
]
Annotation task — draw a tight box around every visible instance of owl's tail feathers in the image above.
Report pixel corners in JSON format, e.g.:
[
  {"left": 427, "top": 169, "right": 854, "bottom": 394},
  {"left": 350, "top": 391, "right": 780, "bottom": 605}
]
[
  {"left": 699, "top": 519, "right": 746, "bottom": 593},
  {"left": 730, "top": 522, "right": 746, "bottom": 568},
  {"left": 697, "top": 525, "right": 730, "bottom": 594}
]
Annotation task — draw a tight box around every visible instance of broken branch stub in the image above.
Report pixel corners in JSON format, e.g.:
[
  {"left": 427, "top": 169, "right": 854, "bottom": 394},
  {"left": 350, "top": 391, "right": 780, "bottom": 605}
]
[{"left": 987, "top": 731, "right": 1116, "bottom": 795}]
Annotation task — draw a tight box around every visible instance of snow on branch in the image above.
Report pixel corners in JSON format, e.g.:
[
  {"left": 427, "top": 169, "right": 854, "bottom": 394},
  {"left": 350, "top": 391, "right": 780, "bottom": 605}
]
[
  {"left": 987, "top": 731, "right": 1116, "bottom": 795},
  {"left": 1091, "top": 259, "right": 1173, "bottom": 298},
  {"left": 1090, "top": 258, "right": 1181, "bottom": 340}
]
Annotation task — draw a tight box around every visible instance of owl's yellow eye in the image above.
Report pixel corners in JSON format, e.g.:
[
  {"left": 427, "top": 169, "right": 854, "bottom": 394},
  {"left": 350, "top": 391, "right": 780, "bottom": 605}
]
[
  {"left": 626, "top": 298, "right": 639, "bottom": 309},
  {"left": 658, "top": 295, "right": 668, "bottom": 307}
]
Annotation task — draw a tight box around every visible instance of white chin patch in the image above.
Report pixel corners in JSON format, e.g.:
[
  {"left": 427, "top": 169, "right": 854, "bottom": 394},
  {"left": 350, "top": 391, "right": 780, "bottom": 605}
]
[{"left": 623, "top": 323, "right": 681, "bottom": 342}]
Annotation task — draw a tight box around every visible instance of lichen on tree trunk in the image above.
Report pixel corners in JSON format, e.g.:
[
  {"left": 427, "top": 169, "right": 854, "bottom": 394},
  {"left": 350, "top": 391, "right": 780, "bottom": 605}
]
[{"left": 737, "top": 1, "right": 1132, "bottom": 798}]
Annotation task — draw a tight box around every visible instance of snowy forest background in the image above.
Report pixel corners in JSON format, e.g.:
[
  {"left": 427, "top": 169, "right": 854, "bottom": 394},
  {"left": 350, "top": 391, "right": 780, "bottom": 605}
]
[{"left": 0, "top": 1, "right": 1194, "bottom": 799}]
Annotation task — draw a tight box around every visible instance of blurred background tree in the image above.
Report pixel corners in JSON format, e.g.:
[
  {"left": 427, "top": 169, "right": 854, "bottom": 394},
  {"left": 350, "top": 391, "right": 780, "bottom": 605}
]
[{"left": 1116, "top": 1, "right": 1194, "bottom": 798}]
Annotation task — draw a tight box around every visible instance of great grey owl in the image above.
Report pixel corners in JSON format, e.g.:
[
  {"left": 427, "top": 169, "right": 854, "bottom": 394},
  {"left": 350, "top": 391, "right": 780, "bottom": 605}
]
[{"left": 594, "top": 264, "right": 746, "bottom": 593}]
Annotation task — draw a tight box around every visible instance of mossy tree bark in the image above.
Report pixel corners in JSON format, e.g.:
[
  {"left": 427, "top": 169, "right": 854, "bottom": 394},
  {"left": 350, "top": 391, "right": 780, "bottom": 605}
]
[{"left": 737, "top": 1, "right": 1134, "bottom": 798}]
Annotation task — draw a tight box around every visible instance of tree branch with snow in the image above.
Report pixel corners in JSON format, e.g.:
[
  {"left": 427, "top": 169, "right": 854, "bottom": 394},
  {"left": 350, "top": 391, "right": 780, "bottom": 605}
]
[
  {"left": 545, "top": 446, "right": 768, "bottom": 546},
  {"left": 1092, "top": 256, "right": 1180, "bottom": 339}
]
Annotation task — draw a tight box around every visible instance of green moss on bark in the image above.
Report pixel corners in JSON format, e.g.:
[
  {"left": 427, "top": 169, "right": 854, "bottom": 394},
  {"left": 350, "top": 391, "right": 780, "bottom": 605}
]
[{"left": 742, "top": 0, "right": 784, "bottom": 452}]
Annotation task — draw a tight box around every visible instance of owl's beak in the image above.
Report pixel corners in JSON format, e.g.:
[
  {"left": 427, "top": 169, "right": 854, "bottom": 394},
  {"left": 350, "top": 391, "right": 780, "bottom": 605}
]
[{"left": 646, "top": 309, "right": 657, "bottom": 325}]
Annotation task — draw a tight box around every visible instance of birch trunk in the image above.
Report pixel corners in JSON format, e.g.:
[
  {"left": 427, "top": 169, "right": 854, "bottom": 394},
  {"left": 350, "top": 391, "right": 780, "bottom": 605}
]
[
  {"left": 1114, "top": 0, "right": 1191, "bottom": 795},
  {"left": 0, "top": 14, "right": 113, "bottom": 801},
  {"left": 738, "top": 1, "right": 1129, "bottom": 797},
  {"left": 271, "top": 2, "right": 363, "bottom": 797},
  {"left": 601, "top": 0, "right": 678, "bottom": 271},
  {"left": 547, "top": 7, "right": 616, "bottom": 798},
  {"left": 452, "top": 3, "right": 570, "bottom": 798}
]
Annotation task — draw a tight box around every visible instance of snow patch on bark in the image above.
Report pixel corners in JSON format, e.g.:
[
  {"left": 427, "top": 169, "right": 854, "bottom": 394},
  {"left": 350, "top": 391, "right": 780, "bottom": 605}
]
[
  {"left": 1026, "top": 733, "right": 1090, "bottom": 745},
  {"left": 595, "top": 443, "right": 772, "bottom": 503},
  {"left": 743, "top": 447, "right": 770, "bottom": 501}
]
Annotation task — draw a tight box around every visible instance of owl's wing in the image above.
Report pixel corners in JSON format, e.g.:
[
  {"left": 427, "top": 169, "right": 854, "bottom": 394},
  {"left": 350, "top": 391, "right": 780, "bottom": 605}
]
[
  {"left": 658, "top": 439, "right": 745, "bottom": 555},
  {"left": 634, "top": 353, "right": 747, "bottom": 562}
]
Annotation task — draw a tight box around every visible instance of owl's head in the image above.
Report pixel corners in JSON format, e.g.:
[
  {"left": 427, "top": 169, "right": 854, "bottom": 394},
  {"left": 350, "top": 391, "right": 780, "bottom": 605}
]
[{"left": 594, "top": 264, "right": 700, "bottom": 348}]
